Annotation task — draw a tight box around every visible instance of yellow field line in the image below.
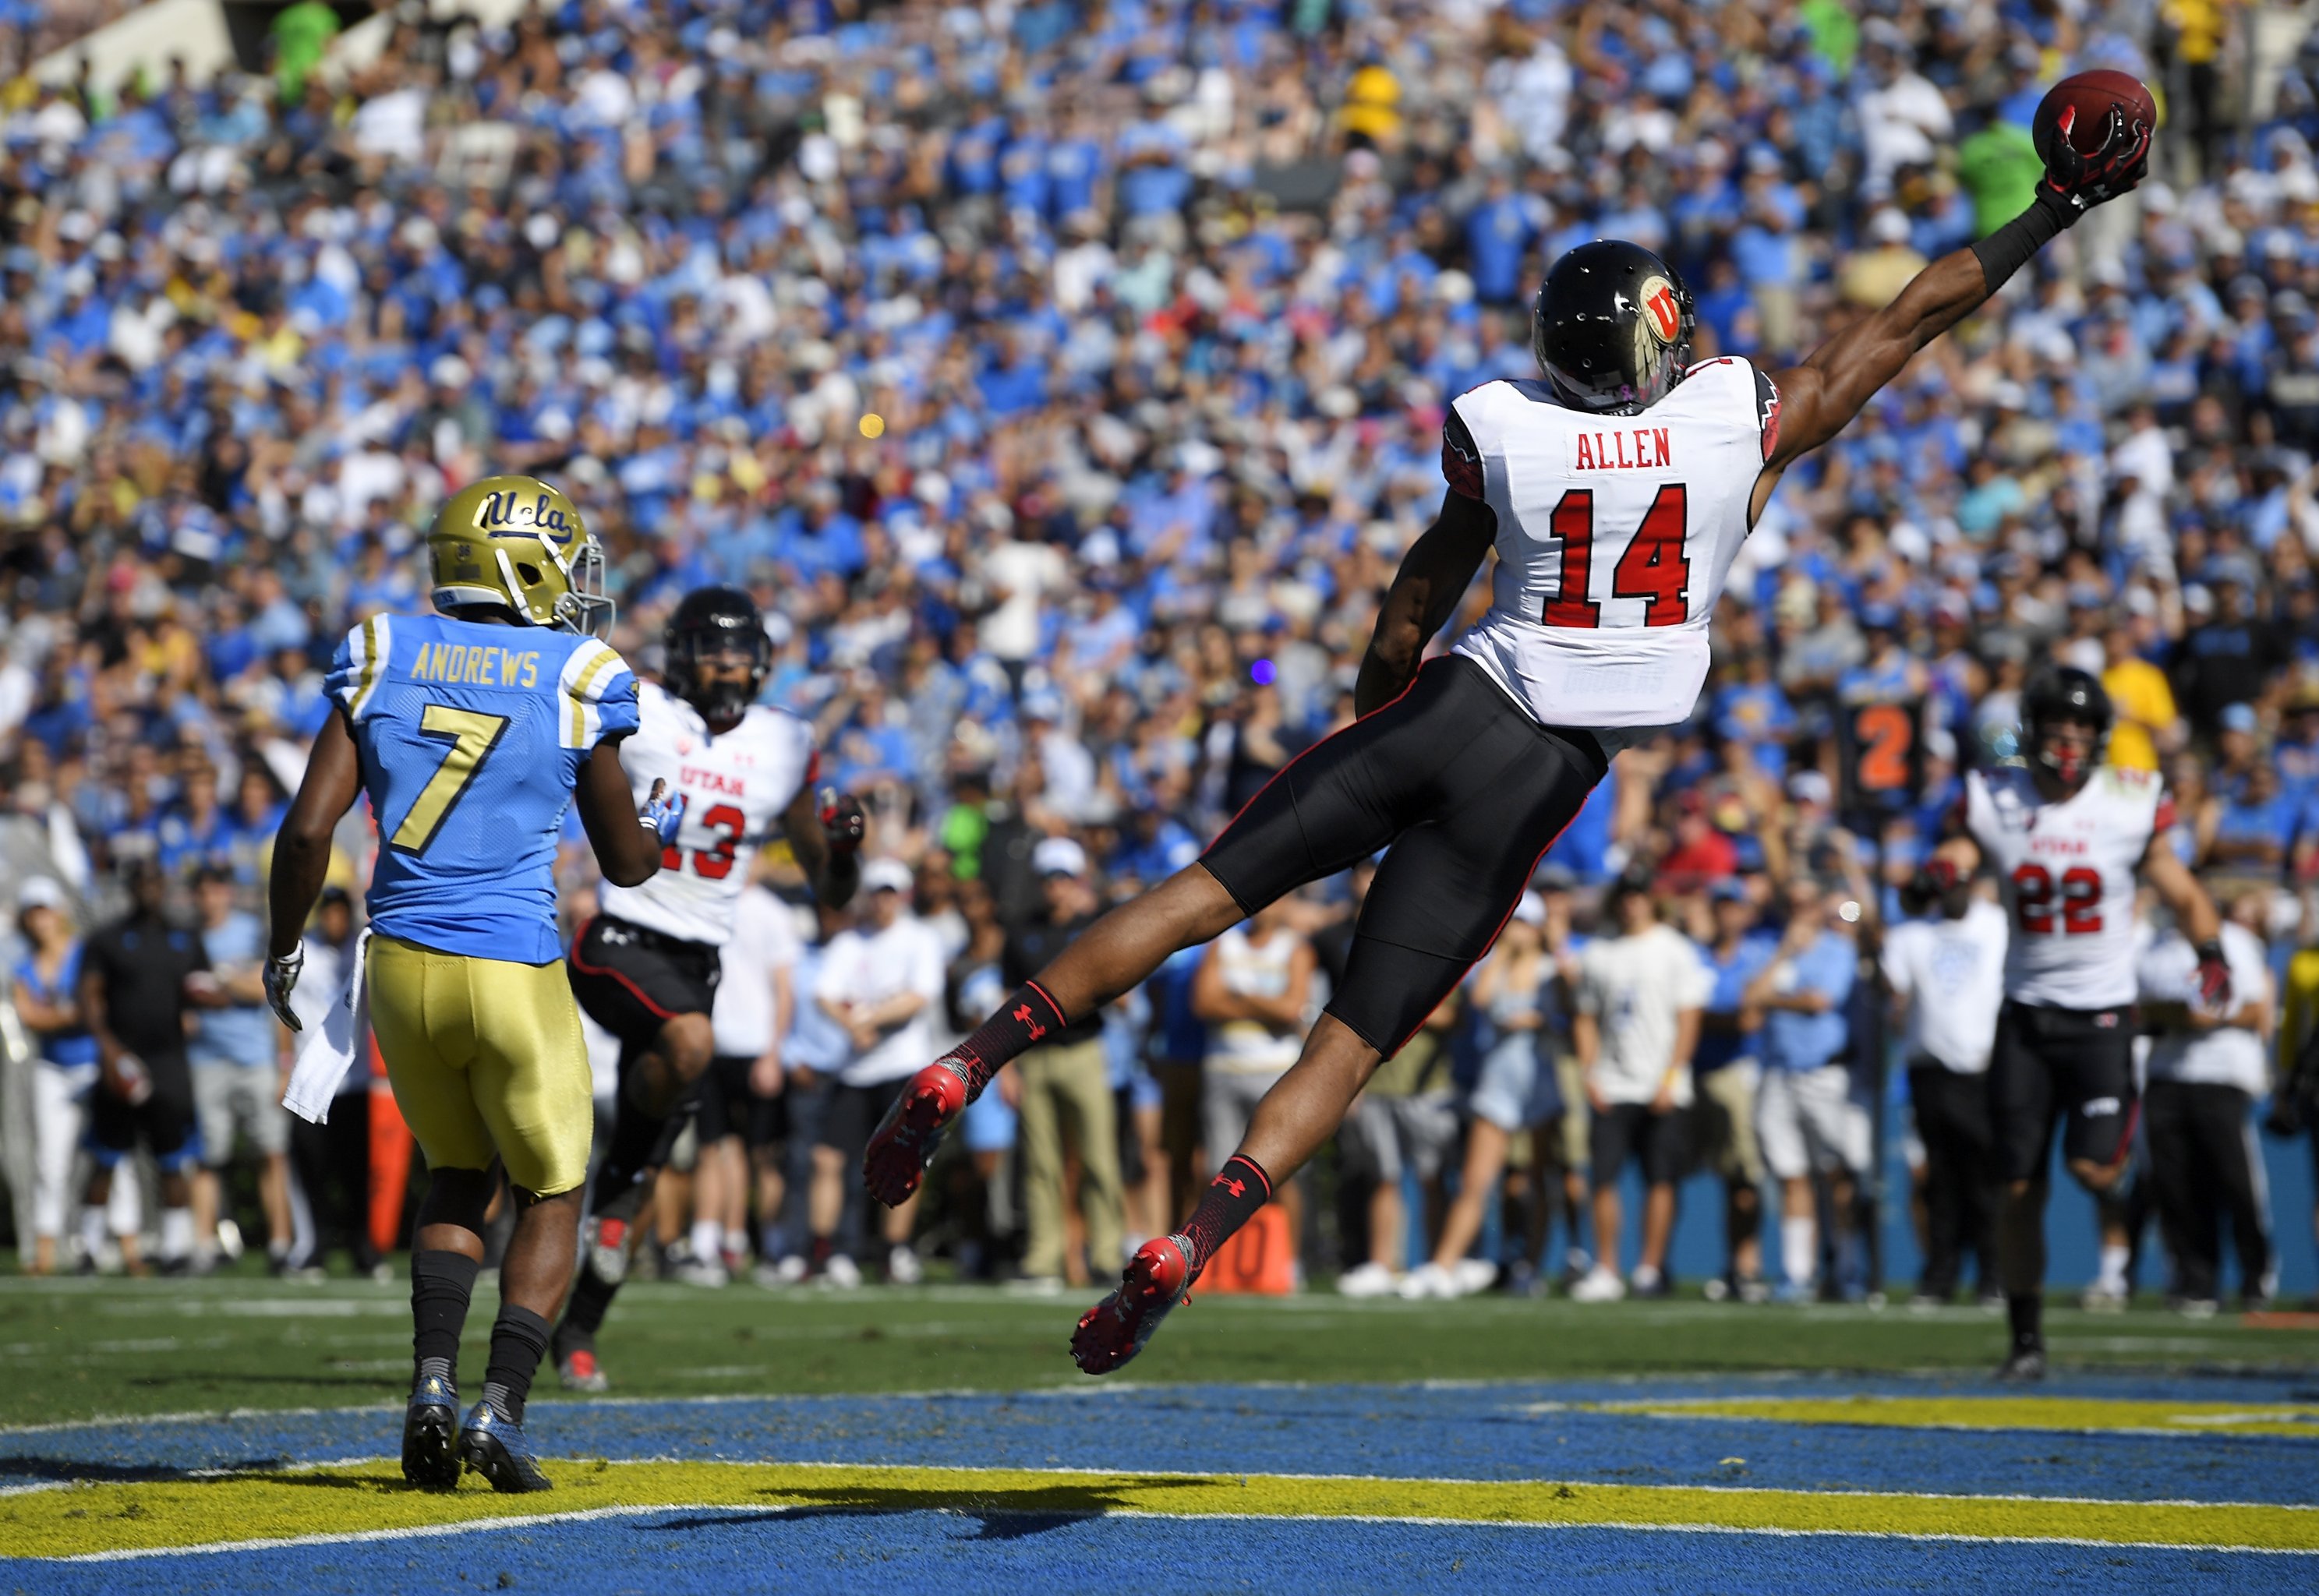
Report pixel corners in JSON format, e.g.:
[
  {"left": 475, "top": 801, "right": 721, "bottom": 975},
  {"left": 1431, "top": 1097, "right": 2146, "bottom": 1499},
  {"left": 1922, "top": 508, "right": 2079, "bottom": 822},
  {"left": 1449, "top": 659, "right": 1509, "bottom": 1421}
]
[
  {"left": 5, "top": 1460, "right": 2317, "bottom": 1561},
  {"left": 1566, "top": 1396, "right": 2319, "bottom": 1439}
]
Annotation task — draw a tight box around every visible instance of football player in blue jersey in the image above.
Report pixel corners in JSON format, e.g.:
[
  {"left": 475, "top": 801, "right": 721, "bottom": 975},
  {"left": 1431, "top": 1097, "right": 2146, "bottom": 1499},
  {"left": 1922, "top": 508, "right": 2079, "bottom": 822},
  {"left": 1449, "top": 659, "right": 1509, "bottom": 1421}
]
[{"left": 263, "top": 475, "right": 685, "bottom": 1494}]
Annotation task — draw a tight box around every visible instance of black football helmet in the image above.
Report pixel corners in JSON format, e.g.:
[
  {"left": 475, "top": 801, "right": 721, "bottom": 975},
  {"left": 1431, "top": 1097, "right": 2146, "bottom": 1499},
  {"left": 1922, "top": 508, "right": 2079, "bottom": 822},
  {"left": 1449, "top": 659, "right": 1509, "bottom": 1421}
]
[
  {"left": 1532, "top": 240, "right": 1697, "bottom": 415},
  {"left": 2020, "top": 666, "right": 2112, "bottom": 791},
  {"left": 665, "top": 586, "right": 771, "bottom": 723}
]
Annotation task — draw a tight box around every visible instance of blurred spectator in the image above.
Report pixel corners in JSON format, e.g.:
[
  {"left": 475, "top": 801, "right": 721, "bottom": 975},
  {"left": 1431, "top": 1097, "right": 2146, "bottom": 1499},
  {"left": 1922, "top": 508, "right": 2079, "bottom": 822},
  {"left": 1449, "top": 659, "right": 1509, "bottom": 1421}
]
[
  {"left": 1337, "top": 985, "right": 1458, "bottom": 1295},
  {"left": 78, "top": 860, "right": 209, "bottom": 1275},
  {"left": 11, "top": 878, "right": 94, "bottom": 1275},
  {"left": 2139, "top": 895, "right": 2278, "bottom": 1312},
  {"left": 1570, "top": 877, "right": 1710, "bottom": 1304},
  {"left": 187, "top": 864, "right": 289, "bottom": 1271},
  {"left": 1748, "top": 877, "right": 1867, "bottom": 1303},
  {"left": 1193, "top": 899, "right": 1316, "bottom": 1272},
  {"left": 1692, "top": 881, "right": 1777, "bottom": 1302},
  {"left": 808, "top": 860, "right": 944, "bottom": 1287},
  {"left": 1882, "top": 848, "right": 2009, "bottom": 1305},
  {"left": 1006, "top": 837, "right": 1122, "bottom": 1291},
  {"left": 695, "top": 869, "right": 801, "bottom": 1285},
  {"left": 1402, "top": 888, "right": 1576, "bottom": 1301}
]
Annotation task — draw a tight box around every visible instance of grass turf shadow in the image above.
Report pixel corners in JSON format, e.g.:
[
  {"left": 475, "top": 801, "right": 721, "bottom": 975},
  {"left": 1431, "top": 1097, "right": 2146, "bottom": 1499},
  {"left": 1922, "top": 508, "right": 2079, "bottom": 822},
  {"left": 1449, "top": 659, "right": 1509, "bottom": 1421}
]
[
  {"left": 0, "top": 1455, "right": 295, "bottom": 1486},
  {"left": 646, "top": 1478, "right": 1218, "bottom": 1542}
]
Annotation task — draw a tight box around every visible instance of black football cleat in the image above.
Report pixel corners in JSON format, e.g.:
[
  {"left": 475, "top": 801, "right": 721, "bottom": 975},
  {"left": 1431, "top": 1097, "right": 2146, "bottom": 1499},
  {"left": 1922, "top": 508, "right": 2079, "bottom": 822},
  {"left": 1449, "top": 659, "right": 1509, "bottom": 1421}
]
[
  {"left": 458, "top": 1401, "right": 553, "bottom": 1493},
  {"left": 1996, "top": 1346, "right": 2047, "bottom": 1383},
  {"left": 401, "top": 1374, "right": 461, "bottom": 1489}
]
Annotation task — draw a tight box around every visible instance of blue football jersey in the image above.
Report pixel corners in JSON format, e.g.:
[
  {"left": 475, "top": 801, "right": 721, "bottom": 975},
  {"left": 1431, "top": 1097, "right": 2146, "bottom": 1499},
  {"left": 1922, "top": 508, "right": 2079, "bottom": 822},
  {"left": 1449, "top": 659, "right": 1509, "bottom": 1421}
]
[{"left": 327, "top": 613, "right": 640, "bottom": 963}]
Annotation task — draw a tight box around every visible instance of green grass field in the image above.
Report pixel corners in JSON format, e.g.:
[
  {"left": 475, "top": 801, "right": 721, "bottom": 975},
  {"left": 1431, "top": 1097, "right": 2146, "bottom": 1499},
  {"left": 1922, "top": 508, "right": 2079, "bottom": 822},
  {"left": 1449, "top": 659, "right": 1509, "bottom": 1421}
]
[{"left": 3, "top": 1265, "right": 2311, "bottom": 1429}]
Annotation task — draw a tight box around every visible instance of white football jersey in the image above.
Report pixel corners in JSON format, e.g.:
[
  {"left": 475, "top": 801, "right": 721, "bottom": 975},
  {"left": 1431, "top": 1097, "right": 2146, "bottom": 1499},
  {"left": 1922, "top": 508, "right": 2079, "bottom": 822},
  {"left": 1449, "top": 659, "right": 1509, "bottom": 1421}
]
[
  {"left": 1450, "top": 357, "right": 1779, "bottom": 736},
  {"left": 598, "top": 680, "right": 817, "bottom": 947},
  {"left": 1964, "top": 764, "right": 2172, "bottom": 1011}
]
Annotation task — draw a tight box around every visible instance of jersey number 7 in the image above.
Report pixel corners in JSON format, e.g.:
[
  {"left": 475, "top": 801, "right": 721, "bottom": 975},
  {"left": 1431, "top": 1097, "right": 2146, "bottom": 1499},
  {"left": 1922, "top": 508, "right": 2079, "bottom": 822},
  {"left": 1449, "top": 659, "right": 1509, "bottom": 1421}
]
[
  {"left": 1541, "top": 485, "right": 1692, "bottom": 629},
  {"left": 390, "top": 704, "right": 511, "bottom": 854}
]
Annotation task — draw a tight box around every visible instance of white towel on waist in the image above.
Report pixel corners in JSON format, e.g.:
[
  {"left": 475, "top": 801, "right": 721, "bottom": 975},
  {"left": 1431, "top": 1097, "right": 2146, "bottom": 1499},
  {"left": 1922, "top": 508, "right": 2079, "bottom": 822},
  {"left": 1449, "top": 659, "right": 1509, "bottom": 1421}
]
[{"left": 282, "top": 929, "right": 372, "bottom": 1125}]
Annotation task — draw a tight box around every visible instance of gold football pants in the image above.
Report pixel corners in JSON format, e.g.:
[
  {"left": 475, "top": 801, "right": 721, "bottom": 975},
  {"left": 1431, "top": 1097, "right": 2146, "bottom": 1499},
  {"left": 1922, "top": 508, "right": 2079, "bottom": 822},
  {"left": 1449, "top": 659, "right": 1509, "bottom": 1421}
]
[{"left": 366, "top": 934, "right": 593, "bottom": 1199}]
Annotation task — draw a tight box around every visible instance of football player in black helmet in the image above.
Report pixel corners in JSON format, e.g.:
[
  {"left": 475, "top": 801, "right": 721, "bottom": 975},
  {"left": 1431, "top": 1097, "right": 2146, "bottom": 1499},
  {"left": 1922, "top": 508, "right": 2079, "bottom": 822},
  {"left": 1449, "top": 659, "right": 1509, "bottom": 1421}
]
[
  {"left": 1530, "top": 240, "right": 1698, "bottom": 415},
  {"left": 864, "top": 102, "right": 2159, "bottom": 1381},
  {"left": 665, "top": 587, "right": 774, "bottom": 724},
  {"left": 556, "top": 585, "right": 862, "bottom": 1392},
  {"left": 2019, "top": 666, "right": 2112, "bottom": 796}
]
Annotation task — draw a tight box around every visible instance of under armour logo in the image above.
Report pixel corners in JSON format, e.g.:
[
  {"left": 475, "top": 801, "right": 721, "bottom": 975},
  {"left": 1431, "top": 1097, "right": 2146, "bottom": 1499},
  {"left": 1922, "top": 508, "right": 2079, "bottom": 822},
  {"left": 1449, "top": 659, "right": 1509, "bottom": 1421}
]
[
  {"left": 1217, "top": 1177, "right": 1246, "bottom": 1199},
  {"left": 1013, "top": 1003, "right": 1047, "bottom": 1042},
  {"left": 602, "top": 926, "right": 630, "bottom": 945},
  {"left": 2081, "top": 1096, "right": 2122, "bottom": 1118}
]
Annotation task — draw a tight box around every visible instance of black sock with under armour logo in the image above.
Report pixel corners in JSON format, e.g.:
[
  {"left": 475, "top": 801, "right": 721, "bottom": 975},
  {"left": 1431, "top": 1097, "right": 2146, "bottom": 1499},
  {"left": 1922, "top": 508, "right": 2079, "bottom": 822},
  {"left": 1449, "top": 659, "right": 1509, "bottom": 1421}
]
[
  {"left": 1179, "top": 1155, "right": 1274, "bottom": 1278},
  {"left": 946, "top": 982, "right": 1071, "bottom": 1095}
]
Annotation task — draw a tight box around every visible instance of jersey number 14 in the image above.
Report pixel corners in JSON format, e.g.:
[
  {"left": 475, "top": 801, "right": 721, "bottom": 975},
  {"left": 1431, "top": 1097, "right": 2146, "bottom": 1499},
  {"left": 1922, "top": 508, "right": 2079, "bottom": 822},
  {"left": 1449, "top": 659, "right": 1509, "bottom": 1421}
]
[{"left": 1541, "top": 485, "right": 1692, "bottom": 629}]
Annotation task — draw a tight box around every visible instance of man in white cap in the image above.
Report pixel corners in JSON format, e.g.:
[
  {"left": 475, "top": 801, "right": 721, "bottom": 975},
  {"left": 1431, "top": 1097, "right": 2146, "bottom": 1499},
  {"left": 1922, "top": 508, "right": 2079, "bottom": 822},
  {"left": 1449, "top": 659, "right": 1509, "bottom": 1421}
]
[
  {"left": 805, "top": 858, "right": 944, "bottom": 1284},
  {"left": 1004, "top": 836, "right": 1122, "bottom": 1289}
]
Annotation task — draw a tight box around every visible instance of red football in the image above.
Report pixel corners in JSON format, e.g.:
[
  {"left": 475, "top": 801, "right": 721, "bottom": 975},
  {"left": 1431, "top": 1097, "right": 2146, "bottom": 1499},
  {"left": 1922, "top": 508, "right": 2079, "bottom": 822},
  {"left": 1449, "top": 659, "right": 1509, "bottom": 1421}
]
[{"left": 2032, "top": 69, "right": 2158, "bottom": 167}]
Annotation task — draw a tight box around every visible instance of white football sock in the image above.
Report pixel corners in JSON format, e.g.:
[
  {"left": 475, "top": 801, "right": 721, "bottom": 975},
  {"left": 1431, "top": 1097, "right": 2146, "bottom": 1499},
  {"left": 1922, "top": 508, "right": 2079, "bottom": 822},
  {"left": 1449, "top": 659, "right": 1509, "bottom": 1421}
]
[
  {"left": 1782, "top": 1216, "right": 1816, "bottom": 1287},
  {"left": 80, "top": 1206, "right": 107, "bottom": 1261},
  {"left": 690, "top": 1220, "right": 723, "bottom": 1265},
  {"left": 2096, "top": 1244, "right": 2130, "bottom": 1294},
  {"left": 159, "top": 1206, "right": 196, "bottom": 1262}
]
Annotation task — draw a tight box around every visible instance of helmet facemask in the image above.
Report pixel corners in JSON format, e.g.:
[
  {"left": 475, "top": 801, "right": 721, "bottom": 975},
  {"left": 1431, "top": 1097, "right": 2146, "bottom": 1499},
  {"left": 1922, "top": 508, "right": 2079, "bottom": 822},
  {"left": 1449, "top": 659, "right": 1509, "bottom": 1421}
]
[{"left": 2029, "top": 715, "right": 2102, "bottom": 792}]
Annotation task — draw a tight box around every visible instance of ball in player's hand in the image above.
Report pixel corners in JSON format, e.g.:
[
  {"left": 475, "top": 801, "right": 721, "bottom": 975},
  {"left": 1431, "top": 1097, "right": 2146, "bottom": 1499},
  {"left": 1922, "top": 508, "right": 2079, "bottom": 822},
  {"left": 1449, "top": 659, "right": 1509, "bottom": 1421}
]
[{"left": 2032, "top": 69, "right": 2158, "bottom": 168}]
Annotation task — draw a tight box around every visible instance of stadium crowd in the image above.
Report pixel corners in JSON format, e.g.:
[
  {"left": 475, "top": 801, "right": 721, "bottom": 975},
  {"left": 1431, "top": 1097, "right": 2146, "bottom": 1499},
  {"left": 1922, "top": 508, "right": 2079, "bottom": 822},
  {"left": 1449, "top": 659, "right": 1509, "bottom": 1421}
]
[{"left": 2, "top": 0, "right": 2317, "bottom": 1309}]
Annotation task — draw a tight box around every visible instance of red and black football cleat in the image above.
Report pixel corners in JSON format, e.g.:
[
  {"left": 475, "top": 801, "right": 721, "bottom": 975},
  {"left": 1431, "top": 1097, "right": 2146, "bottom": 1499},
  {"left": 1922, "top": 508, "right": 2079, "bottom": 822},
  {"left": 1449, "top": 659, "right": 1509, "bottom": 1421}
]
[
  {"left": 861, "top": 1058, "right": 972, "bottom": 1208},
  {"left": 1070, "top": 1234, "right": 1193, "bottom": 1375}
]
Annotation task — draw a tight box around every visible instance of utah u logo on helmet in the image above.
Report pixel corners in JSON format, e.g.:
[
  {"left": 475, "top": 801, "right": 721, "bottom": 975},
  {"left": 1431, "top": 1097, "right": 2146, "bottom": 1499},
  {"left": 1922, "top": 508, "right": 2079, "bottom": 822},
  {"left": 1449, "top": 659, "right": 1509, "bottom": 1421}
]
[{"left": 428, "top": 475, "right": 613, "bottom": 636}]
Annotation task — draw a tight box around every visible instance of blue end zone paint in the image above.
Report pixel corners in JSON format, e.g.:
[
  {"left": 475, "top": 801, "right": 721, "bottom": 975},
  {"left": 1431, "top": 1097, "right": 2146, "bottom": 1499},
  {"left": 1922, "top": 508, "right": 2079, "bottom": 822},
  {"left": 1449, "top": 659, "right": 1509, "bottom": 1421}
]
[
  {"left": 7, "top": 1511, "right": 2317, "bottom": 1595},
  {"left": 8, "top": 1375, "right": 2315, "bottom": 1504}
]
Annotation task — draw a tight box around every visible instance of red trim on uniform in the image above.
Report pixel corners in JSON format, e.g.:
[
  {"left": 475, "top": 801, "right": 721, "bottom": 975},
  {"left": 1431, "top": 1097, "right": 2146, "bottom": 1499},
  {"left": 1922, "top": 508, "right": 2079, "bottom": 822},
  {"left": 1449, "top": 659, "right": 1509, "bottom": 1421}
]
[
  {"left": 567, "top": 916, "right": 678, "bottom": 1021},
  {"left": 1205, "top": 657, "right": 1436, "bottom": 853},
  {"left": 1023, "top": 978, "right": 1068, "bottom": 1028},
  {"left": 804, "top": 747, "right": 821, "bottom": 790},
  {"left": 2105, "top": 1095, "right": 2141, "bottom": 1172},
  {"left": 1219, "top": 1152, "right": 1274, "bottom": 1200}
]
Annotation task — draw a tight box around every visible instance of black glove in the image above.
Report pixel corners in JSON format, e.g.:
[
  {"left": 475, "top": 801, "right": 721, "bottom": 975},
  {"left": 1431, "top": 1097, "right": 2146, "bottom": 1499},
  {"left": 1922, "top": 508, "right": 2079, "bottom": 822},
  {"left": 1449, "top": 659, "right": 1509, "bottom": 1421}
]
[
  {"left": 2040, "top": 103, "right": 2152, "bottom": 218},
  {"left": 818, "top": 788, "right": 865, "bottom": 855},
  {"left": 2193, "top": 940, "right": 2232, "bottom": 1011}
]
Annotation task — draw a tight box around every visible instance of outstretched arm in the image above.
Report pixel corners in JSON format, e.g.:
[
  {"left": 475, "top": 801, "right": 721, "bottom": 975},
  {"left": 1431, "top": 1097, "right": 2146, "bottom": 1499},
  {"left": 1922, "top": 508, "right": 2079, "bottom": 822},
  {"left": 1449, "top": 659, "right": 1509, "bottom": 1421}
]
[
  {"left": 1752, "top": 104, "right": 2151, "bottom": 523},
  {"left": 1354, "top": 488, "right": 1497, "bottom": 715}
]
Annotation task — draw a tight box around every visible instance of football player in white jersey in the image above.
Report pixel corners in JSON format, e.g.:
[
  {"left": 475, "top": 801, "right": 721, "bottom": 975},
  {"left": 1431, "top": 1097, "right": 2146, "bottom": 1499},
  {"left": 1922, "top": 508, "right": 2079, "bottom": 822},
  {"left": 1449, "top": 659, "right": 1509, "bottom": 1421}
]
[
  {"left": 859, "top": 105, "right": 2157, "bottom": 1376},
  {"left": 1961, "top": 666, "right": 2228, "bottom": 1380},
  {"left": 554, "top": 587, "right": 862, "bottom": 1389}
]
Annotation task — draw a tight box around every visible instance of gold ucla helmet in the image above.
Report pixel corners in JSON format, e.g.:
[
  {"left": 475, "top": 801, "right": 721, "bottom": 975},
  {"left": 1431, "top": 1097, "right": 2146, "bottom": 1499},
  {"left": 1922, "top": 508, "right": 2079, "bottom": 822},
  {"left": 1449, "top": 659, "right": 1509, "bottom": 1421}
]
[{"left": 426, "top": 475, "right": 613, "bottom": 635}]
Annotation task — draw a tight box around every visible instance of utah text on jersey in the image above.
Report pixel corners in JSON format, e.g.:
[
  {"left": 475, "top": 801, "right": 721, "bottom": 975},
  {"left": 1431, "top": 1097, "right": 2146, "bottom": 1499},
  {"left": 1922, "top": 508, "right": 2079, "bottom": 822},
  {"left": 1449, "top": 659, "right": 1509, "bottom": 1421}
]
[
  {"left": 1964, "top": 764, "right": 2172, "bottom": 1012},
  {"left": 596, "top": 680, "right": 817, "bottom": 947}
]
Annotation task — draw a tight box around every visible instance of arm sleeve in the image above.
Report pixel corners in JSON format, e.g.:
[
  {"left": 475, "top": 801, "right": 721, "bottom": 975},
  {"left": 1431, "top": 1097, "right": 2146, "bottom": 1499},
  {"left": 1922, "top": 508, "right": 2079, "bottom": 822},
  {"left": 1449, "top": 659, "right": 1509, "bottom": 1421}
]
[
  {"left": 1441, "top": 400, "right": 1485, "bottom": 500},
  {"left": 559, "top": 640, "right": 640, "bottom": 749},
  {"left": 323, "top": 616, "right": 393, "bottom": 722}
]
